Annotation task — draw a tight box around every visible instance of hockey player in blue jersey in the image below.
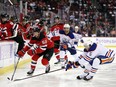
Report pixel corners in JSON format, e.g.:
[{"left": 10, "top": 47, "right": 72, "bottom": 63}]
[{"left": 65, "top": 40, "right": 115, "bottom": 80}]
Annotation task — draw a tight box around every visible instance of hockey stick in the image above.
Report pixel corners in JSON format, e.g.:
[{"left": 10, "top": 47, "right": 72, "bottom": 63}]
[
  {"left": 7, "top": 58, "right": 20, "bottom": 81},
  {"left": 76, "top": 49, "right": 83, "bottom": 52},
  {"left": 55, "top": 43, "right": 84, "bottom": 52},
  {"left": 8, "top": 0, "right": 18, "bottom": 22},
  {"left": 13, "top": 68, "right": 63, "bottom": 81}
]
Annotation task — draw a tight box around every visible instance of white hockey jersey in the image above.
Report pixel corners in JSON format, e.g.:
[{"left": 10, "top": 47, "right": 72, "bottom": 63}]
[
  {"left": 48, "top": 29, "right": 76, "bottom": 47},
  {"left": 81, "top": 43, "right": 115, "bottom": 62}
]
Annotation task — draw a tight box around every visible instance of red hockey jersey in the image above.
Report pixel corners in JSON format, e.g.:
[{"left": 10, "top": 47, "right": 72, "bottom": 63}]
[
  {"left": 18, "top": 23, "right": 32, "bottom": 40},
  {"left": 23, "top": 32, "right": 54, "bottom": 54},
  {"left": 0, "top": 21, "right": 18, "bottom": 38},
  {"left": 50, "top": 23, "right": 64, "bottom": 41}
]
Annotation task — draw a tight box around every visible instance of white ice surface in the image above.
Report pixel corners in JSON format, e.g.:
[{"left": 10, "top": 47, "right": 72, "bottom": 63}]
[{"left": 0, "top": 48, "right": 116, "bottom": 87}]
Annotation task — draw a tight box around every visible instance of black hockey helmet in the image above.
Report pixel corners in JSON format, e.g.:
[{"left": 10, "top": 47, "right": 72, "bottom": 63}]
[
  {"left": 41, "top": 18, "right": 47, "bottom": 22},
  {"left": 54, "top": 15, "right": 60, "bottom": 19},
  {"left": 0, "top": 13, "right": 9, "bottom": 18},
  {"left": 33, "top": 26, "right": 41, "bottom": 32},
  {"left": 0, "top": 13, "right": 9, "bottom": 23},
  {"left": 22, "top": 15, "right": 30, "bottom": 22},
  {"left": 39, "top": 18, "right": 47, "bottom": 26}
]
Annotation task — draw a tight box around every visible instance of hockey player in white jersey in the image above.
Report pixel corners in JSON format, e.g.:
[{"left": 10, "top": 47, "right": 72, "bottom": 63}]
[
  {"left": 57, "top": 24, "right": 80, "bottom": 68},
  {"left": 73, "top": 26, "right": 84, "bottom": 48},
  {"left": 66, "top": 40, "right": 115, "bottom": 81}
]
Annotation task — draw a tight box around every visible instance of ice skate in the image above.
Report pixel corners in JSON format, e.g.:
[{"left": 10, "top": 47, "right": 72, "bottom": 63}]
[
  {"left": 83, "top": 74, "right": 93, "bottom": 81},
  {"left": 54, "top": 59, "right": 60, "bottom": 64},
  {"left": 65, "top": 59, "right": 68, "bottom": 64},
  {"left": 60, "top": 58, "right": 66, "bottom": 69},
  {"left": 76, "top": 75, "right": 84, "bottom": 80},
  {"left": 76, "top": 73, "right": 88, "bottom": 80},
  {"left": 27, "top": 69, "right": 35, "bottom": 75},
  {"left": 61, "top": 62, "right": 65, "bottom": 69},
  {"left": 45, "top": 65, "right": 50, "bottom": 73}
]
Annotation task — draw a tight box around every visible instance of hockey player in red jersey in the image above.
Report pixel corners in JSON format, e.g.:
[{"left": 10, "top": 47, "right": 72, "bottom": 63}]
[
  {"left": 33, "top": 18, "right": 47, "bottom": 36},
  {"left": 50, "top": 16, "right": 68, "bottom": 64},
  {"left": 0, "top": 13, "right": 25, "bottom": 54},
  {"left": 0, "top": 13, "right": 14, "bottom": 39},
  {"left": 18, "top": 17, "right": 33, "bottom": 40},
  {"left": 18, "top": 26, "right": 54, "bottom": 75}
]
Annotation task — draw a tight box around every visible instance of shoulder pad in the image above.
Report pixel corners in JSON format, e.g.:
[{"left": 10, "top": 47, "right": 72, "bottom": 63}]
[{"left": 89, "top": 43, "right": 97, "bottom": 51}]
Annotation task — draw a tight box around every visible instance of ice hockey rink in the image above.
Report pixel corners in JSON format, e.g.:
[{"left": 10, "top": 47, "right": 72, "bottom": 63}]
[{"left": 0, "top": 48, "right": 116, "bottom": 87}]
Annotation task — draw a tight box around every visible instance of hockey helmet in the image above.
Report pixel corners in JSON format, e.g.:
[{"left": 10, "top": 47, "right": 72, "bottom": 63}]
[
  {"left": 42, "top": 18, "right": 47, "bottom": 22},
  {"left": 33, "top": 26, "right": 41, "bottom": 32},
  {"left": 64, "top": 24, "right": 70, "bottom": 28},
  {"left": 22, "top": 15, "right": 30, "bottom": 22},
  {"left": 35, "top": 19, "right": 40, "bottom": 23},
  {"left": 75, "top": 26, "right": 79, "bottom": 29},
  {"left": 0, "top": 13, "right": 9, "bottom": 18},
  {"left": 54, "top": 15, "right": 60, "bottom": 19},
  {"left": 74, "top": 26, "right": 79, "bottom": 32},
  {"left": 83, "top": 40, "right": 93, "bottom": 49}
]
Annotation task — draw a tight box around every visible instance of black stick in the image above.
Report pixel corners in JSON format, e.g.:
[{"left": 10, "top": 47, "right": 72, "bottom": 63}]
[
  {"left": 7, "top": 58, "right": 20, "bottom": 81},
  {"left": 14, "top": 68, "right": 63, "bottom": 81},
  {"left": 8, "top": 0, "right": 18, "bottom": 22}
]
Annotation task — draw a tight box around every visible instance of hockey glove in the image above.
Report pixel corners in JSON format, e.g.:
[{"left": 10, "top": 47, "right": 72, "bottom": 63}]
[
  {"left": 0, "top": 32, "right": 5, "bottom": 40},
  {"left": 0, "top": 32, "right": 2, "bottom": 36},
  {"left": 18, "top": 45, "right": 30, "bottom": 58},
  {"left": 65, "top": 61, "right": 80, "bottom": 71},
  {"left": 27, "top": 49, "right": 35, "bottom": 56},
  {"left": 62, "top": 44, "right": 68, "bottom": 50},
  {"left": 18, "top": 50, "right": 25, "bottom": 58},
  {"left": 80, "top": 39, "right": 84, "bottom": 43},
  {"left": 1, "top": 35, "right": 5, "bottom": 40}
]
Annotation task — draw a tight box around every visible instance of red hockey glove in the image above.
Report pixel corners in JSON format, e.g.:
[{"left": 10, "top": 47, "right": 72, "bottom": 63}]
[
  {"left": 1, "top": 35, "right": 5, "bottom": 40},
  {"left": 27, "top": 49, "right": 35, "bottom": 56},
  {"left": 17, "top": 46, "right": 30, "bottom": 58},
  {"left": 0, "top": 32, "right": 5, "bottom": 40},
  {"left": 18, "top": 50, "right": 25, "bottom": 58},
  {"left": 0, "top": 32, "right": 2, "bottom": 36},
  {"left": 62, "top": 44, "right": 68, "bottom": 49}
]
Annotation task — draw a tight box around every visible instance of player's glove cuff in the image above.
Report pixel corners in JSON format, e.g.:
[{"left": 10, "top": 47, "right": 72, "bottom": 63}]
[{"left": 65, "top": 61, "right": 80, "bottom": 71}]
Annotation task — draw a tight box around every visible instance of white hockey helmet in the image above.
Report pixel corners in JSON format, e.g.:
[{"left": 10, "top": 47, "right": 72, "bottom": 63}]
[
  {"left": 83, "top": 40, "right": 93, "bottom": 49},
  {"left": 64, "top": 24, "right": 70, "bottom": 28},
  {"left": 35, "top": 19, "right": 40, "bottom": 22},
  {"left": 74, "top": 26, "right": 79, "bottom": 32},
  {"left": 75, "top": 26, "right": 79, "bottom": 29}
]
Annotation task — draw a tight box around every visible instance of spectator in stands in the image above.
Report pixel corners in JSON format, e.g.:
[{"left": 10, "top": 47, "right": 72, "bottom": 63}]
[{"left": 110, "top": 29, "right": 116, "bottom": 37}]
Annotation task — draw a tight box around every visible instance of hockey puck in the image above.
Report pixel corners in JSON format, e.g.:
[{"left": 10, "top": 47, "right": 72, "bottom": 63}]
[{"left": 7, "top": 77, "right": 10, "bottom": 80}]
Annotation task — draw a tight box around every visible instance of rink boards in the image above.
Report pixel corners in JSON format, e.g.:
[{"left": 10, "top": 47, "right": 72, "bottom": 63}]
[{"left": 0, "top": 37, "right": 116, "bottom": 75}]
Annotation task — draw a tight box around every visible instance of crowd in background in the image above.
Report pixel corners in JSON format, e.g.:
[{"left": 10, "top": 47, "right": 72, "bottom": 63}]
[{"left": 0, "top": 0, "right": 116, "bottom": 37}]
